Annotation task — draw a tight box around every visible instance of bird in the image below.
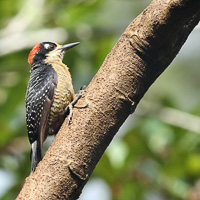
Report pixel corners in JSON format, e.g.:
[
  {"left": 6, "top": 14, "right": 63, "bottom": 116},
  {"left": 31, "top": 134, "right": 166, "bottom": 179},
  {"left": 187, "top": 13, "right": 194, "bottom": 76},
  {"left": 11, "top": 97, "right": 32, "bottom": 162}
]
[{"left": 25, "top": 41, "right": 82, "bottom": 172}]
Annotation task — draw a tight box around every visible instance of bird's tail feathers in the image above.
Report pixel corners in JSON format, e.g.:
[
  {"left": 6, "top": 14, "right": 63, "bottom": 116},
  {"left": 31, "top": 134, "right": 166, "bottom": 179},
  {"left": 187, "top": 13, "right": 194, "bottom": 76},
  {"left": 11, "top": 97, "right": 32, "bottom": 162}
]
[{"left": 30, "top": 140, "right": 42, "bottom": 172}]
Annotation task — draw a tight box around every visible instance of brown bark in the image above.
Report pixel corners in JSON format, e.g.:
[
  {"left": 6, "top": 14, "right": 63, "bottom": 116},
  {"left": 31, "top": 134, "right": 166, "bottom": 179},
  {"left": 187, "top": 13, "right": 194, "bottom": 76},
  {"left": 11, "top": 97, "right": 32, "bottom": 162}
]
[{"left": 17, "top": 0, "right": 200, "bottom": 199}]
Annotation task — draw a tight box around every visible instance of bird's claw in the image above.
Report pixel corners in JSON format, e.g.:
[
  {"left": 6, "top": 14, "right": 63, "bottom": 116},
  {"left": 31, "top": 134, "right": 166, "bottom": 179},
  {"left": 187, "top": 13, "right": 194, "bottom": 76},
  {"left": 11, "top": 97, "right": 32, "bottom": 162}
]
[{"left": 66, "top": 85, "right": 86, "bottom": 124}]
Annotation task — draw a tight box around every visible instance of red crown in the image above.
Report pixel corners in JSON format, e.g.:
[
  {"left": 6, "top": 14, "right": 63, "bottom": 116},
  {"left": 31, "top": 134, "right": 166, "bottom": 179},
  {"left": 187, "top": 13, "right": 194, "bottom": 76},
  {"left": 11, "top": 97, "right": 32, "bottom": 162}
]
[{"left": 28, "top": 44, "right": 41, "bottom": 66}]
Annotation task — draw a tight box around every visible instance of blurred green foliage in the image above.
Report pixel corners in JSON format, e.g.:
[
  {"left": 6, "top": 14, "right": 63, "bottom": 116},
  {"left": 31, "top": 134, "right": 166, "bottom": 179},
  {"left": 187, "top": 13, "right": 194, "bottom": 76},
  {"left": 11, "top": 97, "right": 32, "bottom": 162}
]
[{"left": 0, "top": 0, "right": 200, "bottom": 199}]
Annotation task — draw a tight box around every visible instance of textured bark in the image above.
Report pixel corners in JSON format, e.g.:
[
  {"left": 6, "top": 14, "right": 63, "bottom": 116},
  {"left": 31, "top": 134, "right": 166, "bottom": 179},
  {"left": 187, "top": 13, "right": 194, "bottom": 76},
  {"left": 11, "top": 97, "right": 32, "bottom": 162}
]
[{"left": 17, "top": 0, "right": 200, "bottom": 199}]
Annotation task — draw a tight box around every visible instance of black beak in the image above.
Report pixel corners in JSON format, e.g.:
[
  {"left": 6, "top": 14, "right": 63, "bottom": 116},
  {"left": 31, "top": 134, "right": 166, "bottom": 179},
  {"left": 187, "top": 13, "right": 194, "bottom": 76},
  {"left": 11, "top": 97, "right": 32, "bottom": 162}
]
[{"left": 59, "top": 42, "right": 80, "bottom": 52}]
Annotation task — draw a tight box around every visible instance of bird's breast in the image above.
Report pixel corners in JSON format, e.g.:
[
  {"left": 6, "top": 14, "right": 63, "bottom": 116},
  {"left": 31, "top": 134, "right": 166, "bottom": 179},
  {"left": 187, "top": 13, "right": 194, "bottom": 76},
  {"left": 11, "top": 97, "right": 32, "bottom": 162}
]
[{"left": 47, "top": 62, "right": 75, "bottom": 135}]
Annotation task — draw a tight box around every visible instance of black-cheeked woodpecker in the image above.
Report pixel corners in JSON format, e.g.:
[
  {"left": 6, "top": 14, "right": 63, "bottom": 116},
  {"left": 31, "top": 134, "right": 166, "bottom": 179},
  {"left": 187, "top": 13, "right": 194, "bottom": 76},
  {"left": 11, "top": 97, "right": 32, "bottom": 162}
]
[{"left": 26, "top": 41, "right": 82, "bottom": 172}]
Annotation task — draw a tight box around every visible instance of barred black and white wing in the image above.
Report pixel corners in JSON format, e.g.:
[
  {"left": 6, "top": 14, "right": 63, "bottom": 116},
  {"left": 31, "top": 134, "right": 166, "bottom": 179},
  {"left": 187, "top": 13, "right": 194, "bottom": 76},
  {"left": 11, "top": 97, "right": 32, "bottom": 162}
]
[{"left": 25, "top": 64, "right": 57, "bottom": 171}]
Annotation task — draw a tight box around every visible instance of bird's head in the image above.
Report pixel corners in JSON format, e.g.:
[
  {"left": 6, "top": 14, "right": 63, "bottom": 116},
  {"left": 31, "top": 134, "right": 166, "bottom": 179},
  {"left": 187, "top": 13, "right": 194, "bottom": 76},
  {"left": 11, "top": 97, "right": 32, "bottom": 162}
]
[{"left": 28, "top": 41, "right": 80, "bottom": 66}]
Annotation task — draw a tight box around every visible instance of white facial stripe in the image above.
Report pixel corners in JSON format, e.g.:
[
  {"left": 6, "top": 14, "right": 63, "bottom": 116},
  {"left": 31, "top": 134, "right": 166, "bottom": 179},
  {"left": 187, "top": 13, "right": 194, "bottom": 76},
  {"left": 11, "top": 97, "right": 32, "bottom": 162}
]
[{"left": 44, "top": 44, "right": 50, "bottom": 49}]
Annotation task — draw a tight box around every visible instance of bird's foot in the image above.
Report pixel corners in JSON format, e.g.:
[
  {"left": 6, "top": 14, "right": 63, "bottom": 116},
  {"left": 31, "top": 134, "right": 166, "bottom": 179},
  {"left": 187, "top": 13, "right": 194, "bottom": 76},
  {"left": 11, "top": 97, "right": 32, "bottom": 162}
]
[{"left": 65, "top": 85, "right": 86, "bottom": 123}]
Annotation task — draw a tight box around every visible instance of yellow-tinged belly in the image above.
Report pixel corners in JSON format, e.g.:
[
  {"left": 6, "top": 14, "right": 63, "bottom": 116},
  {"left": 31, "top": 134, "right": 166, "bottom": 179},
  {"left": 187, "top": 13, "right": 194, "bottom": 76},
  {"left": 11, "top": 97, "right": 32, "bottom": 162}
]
[{"left": 47, "top": 62, "right": 75, "bottom": 134}]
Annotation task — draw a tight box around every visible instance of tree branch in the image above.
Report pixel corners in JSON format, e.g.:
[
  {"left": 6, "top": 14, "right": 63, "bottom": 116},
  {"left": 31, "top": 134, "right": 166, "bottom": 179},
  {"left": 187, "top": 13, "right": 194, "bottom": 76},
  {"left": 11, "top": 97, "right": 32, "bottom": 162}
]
[{"left": 17, "top": 0, "right": 200, "bottom": 199}]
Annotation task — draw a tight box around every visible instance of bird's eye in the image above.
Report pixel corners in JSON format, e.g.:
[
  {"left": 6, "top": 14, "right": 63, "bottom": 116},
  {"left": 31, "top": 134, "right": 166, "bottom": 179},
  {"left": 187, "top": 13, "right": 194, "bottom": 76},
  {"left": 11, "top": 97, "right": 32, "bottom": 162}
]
[
  {"left": 49, "top": 44, "right": 55, "bottom": 50},
  {"left": 44, "top": 43, "right": 55, "bottom": 50}
]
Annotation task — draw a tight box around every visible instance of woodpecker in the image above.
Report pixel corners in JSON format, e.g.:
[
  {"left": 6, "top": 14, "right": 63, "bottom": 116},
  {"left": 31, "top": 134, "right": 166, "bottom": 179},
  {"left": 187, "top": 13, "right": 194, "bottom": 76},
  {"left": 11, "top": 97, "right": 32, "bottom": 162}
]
[{"left": 26, "top": 41, "right": 82, "bottom": 172}]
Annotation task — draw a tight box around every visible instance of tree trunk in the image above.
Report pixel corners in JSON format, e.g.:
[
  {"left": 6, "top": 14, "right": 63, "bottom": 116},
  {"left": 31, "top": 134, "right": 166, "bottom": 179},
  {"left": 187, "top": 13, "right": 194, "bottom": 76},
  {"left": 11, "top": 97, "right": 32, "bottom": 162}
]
[{"left": 17, "top": 0, "right": 200, "bottom": 199}]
